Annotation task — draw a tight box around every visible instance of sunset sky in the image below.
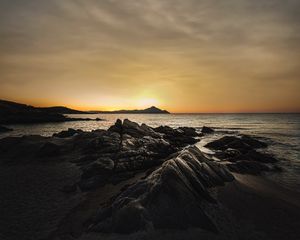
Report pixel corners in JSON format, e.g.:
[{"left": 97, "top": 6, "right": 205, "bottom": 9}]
[{"left": 0, "top": 0, "right": 299, "bottom": 113}]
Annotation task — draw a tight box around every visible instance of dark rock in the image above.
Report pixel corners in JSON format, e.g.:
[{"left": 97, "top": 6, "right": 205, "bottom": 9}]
[
  {"left": 109, "top": 119, "right": 161, "bottom": 139},
  {"left": 205, "top": 135, "right": 267, "bottom": 152},
  {"left": 236, "top": 150, "right": 277, "bottom": 163},
  {"left": 79, "top": 175, "right": 108, "bottom": 191},
  {"left": 37, "top": 142, "right": 61, "bottom": 157},
  {"left": 53, "top": 128, "right": 82, "bottom": 138},
  {"left": 62, "top": 184, "right": 77, "bottom": 193},
  {"left": 205, "top": 135, "right": 278, "bottom": 175},
  {"left": 0, "top": 125, "right": 13, "bottom": 133},
  {"left": 89, "top": 146, "right": 234, "bottom": 234},
  {"left": 202, "top": 126, "right": 214, "bottom": 134},
  {"left": 108, "top": 119, "right": 122, "bottom": 134},
  {"left": 81, "top": 157, "right": 114, "bottom": 179},
  {"left": 240, "top": 135, "right": 268, "bottom": 148},
  {"left": 178, "top": 127, "right": 199, "bottom": 137},
  {"left": 154, "top": 125, "right": 199, "bottom": 147}
]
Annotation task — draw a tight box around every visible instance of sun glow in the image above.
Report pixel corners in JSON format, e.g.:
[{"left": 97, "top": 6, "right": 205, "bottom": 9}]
[{"left": 137, "top": 98, "right": 159, "bottom": 109}]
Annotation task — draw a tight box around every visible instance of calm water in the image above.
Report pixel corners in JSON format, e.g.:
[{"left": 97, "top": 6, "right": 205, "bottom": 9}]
[{"left": 1, "top": 113, "right": 300, "bottom": 191}]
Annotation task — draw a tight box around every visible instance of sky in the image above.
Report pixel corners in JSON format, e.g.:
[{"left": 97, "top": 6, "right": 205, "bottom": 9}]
[{"left": 0, "top": 0, "right": 299, "bottom": 113}]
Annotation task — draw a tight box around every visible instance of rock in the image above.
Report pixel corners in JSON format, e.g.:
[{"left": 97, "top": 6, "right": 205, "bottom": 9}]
[
  {"left": 178, "top": 127, "right": 199, "bottom": 137},
  {"left": 62, "top": 184, "right": 77, "bottom": 193},
  {"left": 205, "top": 135, "right": 267, "bottom": 152},
  {"left": 73, "top": 131, "right": 121, "bottom": 154},
  {"left": 236, "top": 150, "right": 277, "bottom": 163},
  {"left": 205, "top": 135, "right": 278, "bottom": 175},
  {"left": 89, "top": 146, "right": 234, "bottom": 234},
  {"left": 81, "top": 157, "right": 114, "bottom": 179},
  {"left": 201, "top": 126, "right": 214, "bottom": 134},
  {"left": 154, "top": 126, "right": 199, "bottom": 147},
  {"left": 109, "top": 119, "right": 161, "bottom": 139},
  {"left": 37, "top": 142, "right": 61, "bottom": 157},
  {"left": 79, "top": 175, "right": 108, "bottom": 191},
  {"left": 108, "top": 119, "right": 122, "bottom": 134},
  {"left": 240, "top": 135, "right": 267, "bottom": 148},
  {"left": 53, "top": 128, "right": 82, "bottom": 138},
  {"left": 0, "top": 125, "right": 13, "bottom": 133}
]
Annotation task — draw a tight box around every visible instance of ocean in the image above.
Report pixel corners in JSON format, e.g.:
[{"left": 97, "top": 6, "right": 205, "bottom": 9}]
[{"left": 1, "top": 113, "right": 300, "bottom": 192}]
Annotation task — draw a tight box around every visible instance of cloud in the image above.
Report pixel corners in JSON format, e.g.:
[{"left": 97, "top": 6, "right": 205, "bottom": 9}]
[{"left": 0, "top": 0, "right": 299, "bottom": 111}]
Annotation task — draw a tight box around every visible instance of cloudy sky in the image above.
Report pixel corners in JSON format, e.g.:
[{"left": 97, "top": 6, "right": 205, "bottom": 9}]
[{"left": 0, "top": 0, "right": 299, "bottom": 112}]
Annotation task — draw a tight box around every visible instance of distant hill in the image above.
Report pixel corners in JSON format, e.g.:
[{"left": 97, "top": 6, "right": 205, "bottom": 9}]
[
  {"left": 37, "top": 106, "right": 88, "bottom": 114},
  {"left": 0, "top": 99, "right": 169, "bottom": 124},
  {"left": 0, "top": 100, "right": 98, "bottom": 124},
  {"left": 90, "top": 106, "right": 170, "bottom": 114}
]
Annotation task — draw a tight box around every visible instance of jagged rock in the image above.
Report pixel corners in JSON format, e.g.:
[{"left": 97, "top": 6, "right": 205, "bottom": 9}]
[
  {"left": 53, "top": 128, "right": 82, "bottom": 138},
  {"left": 107, "top": 119, "right": 122, "bottom": 134},
  {"left": 205, "top": 135, "right": 267, "bottom": 152},
  {"left": 73, "top": 131, "right": 121, "bottom": 154},
  {"left": 178, "top": 127, "right": 199, "bottom": 137},
  {"left": 109, "top": 119, "right": 161, "bottom": 139},
  {"left": 202, "top": 126, "right": 214, "bottom": 134},
  {"left": 89, "top": 146, "right": 234, "bottom": 234},
  {"left": 205, "top": 135, "right": 278, "bottom": 175},
  {"left": 0, "top": 125, "right": 13, "bottom": 133},
  {"left": 240, "top": 135, "right": 268, "bottom": 148},
  {"left": 154, "top": 125, "right": 199, "bottom": 147}
]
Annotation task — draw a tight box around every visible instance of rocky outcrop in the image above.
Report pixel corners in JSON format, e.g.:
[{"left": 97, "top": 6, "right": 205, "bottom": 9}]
[
  {"left": 154, "top": 125, "right": 199, "bottom": 147},
  {"left": 202, "top": 126, "right": 214, "bottom": 134},
  {"left": 0, "top": 119, "right": 200, "bottom": 191},
  {"left": 89, "top": 146, "right": 234, "bottom": 234},
  {"left": 77, "top": 119, "right": 198, "bottom": 190},
  {"left": 53, "top": 128, "right": 83, "bottom": 138},
  {"left": 205, "top": 135, "right": 279, "bottom": 174}
]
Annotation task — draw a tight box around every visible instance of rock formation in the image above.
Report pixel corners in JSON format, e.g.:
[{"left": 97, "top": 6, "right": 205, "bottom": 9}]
[
  {"left": 205, "top": 135, "right": 280, "bottom": 174},
  {"left": 89, "top": 146, "right": 234, "bottom": 234}
]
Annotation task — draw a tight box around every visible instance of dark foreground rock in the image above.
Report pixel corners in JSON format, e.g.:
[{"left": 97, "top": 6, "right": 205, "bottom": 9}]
[
  {"left": 202, "top": 126, "right": 214, "bottom": 134},
  {"left": 89, "top": 146, "right": 234, "bottom": 234},
  {"left": 205, "top": 135, "right": 279, "bottom": 175},
  {"left": 0, "top": 125, "right": 13, "bottom": 133}
]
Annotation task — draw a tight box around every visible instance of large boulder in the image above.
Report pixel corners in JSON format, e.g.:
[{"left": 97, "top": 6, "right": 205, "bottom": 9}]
[
  {"left": 205, "top": 135, "right": 277, "bottom": 175},
  {"left": 53, "top": 128, "right": 82, "bottom": 138},
  {"left": 89, "top": 146, "right": 234, "bottom": 234},
  {"left": 205, "top": 135, "right": 267, "bottom": 152},
  {"left": 108, "top": 119, "right": 161, "bottom": 139},
  {"left": 201, "top": 126, "right": 214, "bottom": 134},
  {"left": 154, "top": 126, "right": 199, "bottom": 147}
]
